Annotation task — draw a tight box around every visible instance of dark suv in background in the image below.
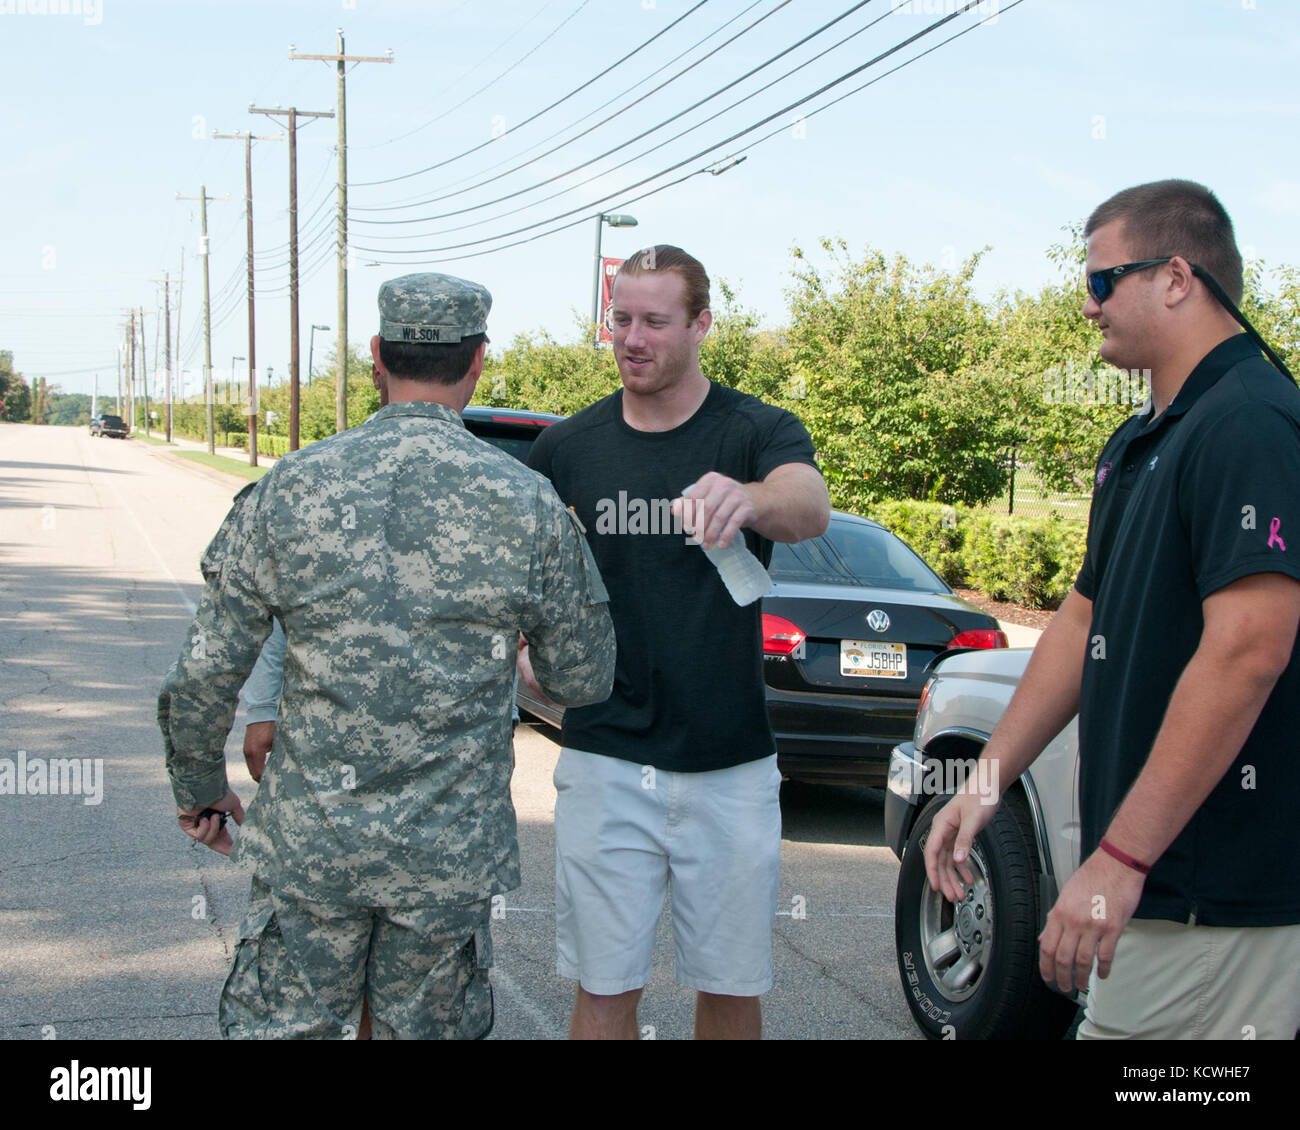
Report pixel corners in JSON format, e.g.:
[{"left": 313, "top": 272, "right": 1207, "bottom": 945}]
[{"left": 89, "top": 414, "right": 129, "bottom": 438}]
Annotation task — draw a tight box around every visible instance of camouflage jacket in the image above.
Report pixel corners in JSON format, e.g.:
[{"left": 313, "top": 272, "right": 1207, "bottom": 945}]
[{"left": 158, "top": 401, "right": 614, "bottom": 906}]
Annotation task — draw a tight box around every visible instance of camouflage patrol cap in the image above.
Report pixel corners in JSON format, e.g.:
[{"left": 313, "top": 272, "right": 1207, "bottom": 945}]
[{"left": 377, "top": 272, "right": 491, "bottom": 345}]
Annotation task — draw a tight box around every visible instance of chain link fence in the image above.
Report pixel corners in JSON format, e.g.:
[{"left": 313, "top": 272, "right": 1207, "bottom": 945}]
[{"left": 998, "top": 448, "right": 1092, "bottom": 522}]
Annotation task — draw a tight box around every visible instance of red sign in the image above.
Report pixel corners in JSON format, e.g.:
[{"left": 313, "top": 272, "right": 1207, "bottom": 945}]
[{"left": 598, "top": 256, "right": 624, "bottom": 344}]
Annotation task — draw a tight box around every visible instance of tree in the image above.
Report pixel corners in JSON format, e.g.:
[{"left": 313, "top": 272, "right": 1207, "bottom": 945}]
[
  {"left": 259, "top": 342, "right": 378, "bottom": 444},
  {"left": 476, "top": 318, "right": 619, "bottom": 417},
  {"left": 0, "top": 351, "right": 32, "bottom": 422},
  {"left": 46, "top": 392, "right": 93, "bottom": 427},
  {"left": 780, "top": 239, "right": 1005, "bottom": 512}
]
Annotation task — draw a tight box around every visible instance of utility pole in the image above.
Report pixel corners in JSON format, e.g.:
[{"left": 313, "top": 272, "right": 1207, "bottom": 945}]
[
  {"left": 177, "top": 185, "right": 229, "bottom": 453},
  {"left": 115, "top": 346, "right": 122, "bottom": 416},
  {"left": 291, "top": 31, "right": 394, "bottom": 435},
  {"left": 139, "top": 305, "right": 150, "bottom": 437},
  {"left": 214, "top": 128, "right": 282, "bottom": 465},
  {"left": 163, "top": 274, "right": 172, "bottom": 441},
  {"left": 126, "top": 312, "right": 135, "bottom": 430},
  {"left": 250, "top": 105, "right": 331, "bottom": 452},
  {"left": 175, "top": 252, "right": 184, "bottom": 406}
]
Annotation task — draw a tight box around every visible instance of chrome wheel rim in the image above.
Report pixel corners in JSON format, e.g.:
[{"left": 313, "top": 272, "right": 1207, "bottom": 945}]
[{"left": 919, "top": 847, "right": 993, "bottom": 1003}]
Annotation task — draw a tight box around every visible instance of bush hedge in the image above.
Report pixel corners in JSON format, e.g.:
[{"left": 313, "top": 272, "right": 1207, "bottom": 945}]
[{"left": 869, "top": 500, "right": 1086, "bottom": 610}]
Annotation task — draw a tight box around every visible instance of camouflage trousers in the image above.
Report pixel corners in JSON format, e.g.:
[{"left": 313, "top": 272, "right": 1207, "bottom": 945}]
[{"left": 219, "top": 876, "right": 494, "bottom": 1040}]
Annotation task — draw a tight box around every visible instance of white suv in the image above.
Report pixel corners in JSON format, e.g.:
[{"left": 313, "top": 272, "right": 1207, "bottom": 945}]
[{"left": 885, "top": 647, "right": 1082, "bottom": 1040}]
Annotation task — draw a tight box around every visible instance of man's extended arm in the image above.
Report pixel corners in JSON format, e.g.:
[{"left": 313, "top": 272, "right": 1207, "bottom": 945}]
[
  {"left": 676, "top": 462, "right": 831, "bottom": 550},
  {"left": 1038, "top": 572, "right": 1300, "bottom": 993},
  {"left": 924, "top": 586, "right": 1093, "bottom": 902}
]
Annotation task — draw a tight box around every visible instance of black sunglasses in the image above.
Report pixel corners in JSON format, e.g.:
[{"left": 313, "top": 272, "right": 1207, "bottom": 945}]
[
  {"left": 1085, "top": 256, "right": 1293, "bottom": 381},
  {"left": 1086, "top": 258, "right": 1172, "bottom": 304}
]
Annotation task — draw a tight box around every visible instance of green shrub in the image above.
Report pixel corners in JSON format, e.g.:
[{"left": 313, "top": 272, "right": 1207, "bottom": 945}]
[
  {"left": 869, "top": 499, "right": 966, "bottom": 586},
  {"left": 865, "top": 499, "right": 1085, "bottom": 609}
]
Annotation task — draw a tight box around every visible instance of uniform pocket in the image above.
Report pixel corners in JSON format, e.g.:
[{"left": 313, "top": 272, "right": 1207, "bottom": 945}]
[
  {"left": 218, "top": 894, "right": 279, "bottom": 1039},
  {"left": 456, "top": 922, "right": 495, "bottom": 1040}
]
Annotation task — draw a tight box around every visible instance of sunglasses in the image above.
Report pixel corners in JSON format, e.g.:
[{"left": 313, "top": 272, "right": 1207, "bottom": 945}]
[
  {"left": 1082, "top": 258, "right": 1294, "bottom": 382},
  {"left": 1086, "top": 258, "right": 1172, "bottom": 304}
]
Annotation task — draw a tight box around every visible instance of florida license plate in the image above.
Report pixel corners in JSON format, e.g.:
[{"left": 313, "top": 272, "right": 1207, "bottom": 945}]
[{"left": 840, "top": 639, "right": 907, "bottom": 679}]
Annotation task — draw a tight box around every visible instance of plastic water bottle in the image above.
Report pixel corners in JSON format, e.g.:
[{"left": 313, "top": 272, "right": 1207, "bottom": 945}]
[{"left": 682, "top": 483, "right": 773, "bottom": 606}]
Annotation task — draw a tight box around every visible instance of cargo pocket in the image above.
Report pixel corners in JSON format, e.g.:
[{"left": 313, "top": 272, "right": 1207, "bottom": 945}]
[
  {"left": 458, "top": 922, "right": 495, "bottom": 1041},
  {"left": 218, "top": 892, "right": 279, "bottom": 1039}
]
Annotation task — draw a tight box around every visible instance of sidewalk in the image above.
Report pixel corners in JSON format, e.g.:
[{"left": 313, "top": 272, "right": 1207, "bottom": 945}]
[
  {"left": 999, "top": 621, "right": 1042, "bottom": 648},
  {"left": 147, "top": 428, "right": 281, "bottom": 467}
]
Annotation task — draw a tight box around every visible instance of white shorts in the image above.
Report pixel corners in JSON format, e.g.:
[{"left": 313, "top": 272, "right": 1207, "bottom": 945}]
[{"left": 553, "top": 747, "right": 782, "bottom": 997}]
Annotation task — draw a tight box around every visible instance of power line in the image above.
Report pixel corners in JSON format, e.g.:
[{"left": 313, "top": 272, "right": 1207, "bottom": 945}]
[
  {"left": 357, "top": 0, "right": 596, "bottom": 153},
  {"left": 353, "top": 0, "right": 888, "bottom": 235},
  {"left": 353, "top": 0, "right": 1020, "bottom": 264},
  {"left": 355, "top": 0, "right": 708, "bottom": 177},
  {"left": 358, "top": 2, "right": 769, "bottom": 218},
  {"left": 352, "top": 0, "right": 791, "bottom": 195}
]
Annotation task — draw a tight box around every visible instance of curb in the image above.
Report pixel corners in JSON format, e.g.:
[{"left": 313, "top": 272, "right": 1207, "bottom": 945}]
[{"left": 133, "top": 439, "right": 261, "bottom": 492}]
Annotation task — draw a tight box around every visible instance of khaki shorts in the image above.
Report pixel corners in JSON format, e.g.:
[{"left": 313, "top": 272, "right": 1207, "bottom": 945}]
[
  {"left": 219, "top": 876, "right": 495, "bottom": 1040},
  {"left": 1078, "top": 917, "right": 1300, "bottom": 1040}
]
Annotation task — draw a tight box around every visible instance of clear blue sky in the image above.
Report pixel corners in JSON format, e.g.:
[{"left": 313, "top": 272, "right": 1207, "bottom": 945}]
[{"left": 3, "top": 0, "right": 1298, "bottom": 401}]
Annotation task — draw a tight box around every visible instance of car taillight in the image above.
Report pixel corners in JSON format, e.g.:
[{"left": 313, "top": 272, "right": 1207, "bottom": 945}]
[
  {"left": 949, "top": 629, "right": 1009, "bottom": 649},
  {"left": 762, "top": 613, "right": 806, "bottom": 656}
]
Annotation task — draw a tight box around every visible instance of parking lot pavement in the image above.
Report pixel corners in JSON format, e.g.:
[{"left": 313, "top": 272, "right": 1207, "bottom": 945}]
[
  {"left": 492, "top": 722, "right": 919, "bottom": 1040},
  {"left": 0, "top": 422, "right": 916, "bottom": 1041}
]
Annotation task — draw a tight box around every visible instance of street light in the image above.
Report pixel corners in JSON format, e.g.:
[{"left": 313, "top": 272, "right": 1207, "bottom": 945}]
[
  {"left": 230, "top": 356, "right": 245, "bottom": 407},
  {"left": 230, "top": 356, "right": 246, "bottom": 449},
  {"left": 592, "top": 212, "right": 638, "bottom": 347},
  {"left": 308, "top": 324, "right": 331, "bottom": 385}
]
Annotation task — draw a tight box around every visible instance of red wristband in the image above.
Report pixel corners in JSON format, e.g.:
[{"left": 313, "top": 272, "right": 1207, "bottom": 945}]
[{"left": 1099, "top": 837, "right": 1150, "bottom": 874}]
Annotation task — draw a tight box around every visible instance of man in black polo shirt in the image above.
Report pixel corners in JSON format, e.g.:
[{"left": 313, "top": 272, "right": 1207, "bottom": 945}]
[{"left": 924, "top": 179, "right": 1300, "bottom": 1039}]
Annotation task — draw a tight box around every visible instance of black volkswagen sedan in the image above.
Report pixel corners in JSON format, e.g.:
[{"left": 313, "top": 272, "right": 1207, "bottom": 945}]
[
  {"left": 515, "top": 502, "right": 1007, "bottom": 785},
  {"left": 761, "top": 511, "right": 1006, "bottom": 786}
]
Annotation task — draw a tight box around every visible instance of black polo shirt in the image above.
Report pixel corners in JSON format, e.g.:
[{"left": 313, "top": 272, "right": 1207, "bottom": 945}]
[{"left": 1074, "top": 333, "right": 1300, "bottom": 926}]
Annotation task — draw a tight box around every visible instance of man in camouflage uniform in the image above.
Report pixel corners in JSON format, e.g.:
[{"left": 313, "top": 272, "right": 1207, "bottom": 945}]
[{"left": 158, "top": 272, "right": 616, "bottom": 1040}]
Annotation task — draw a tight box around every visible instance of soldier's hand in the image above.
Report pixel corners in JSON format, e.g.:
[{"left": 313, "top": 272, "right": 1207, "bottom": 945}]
[
  {"left": 517, "top": 639, "right": 555, "bottom": 706},
  {"left": 177, "top": 789, "right": 244, "bottom": 856},
  {"left": 243, "top": 721, "right": 275, "bottom": 782}
]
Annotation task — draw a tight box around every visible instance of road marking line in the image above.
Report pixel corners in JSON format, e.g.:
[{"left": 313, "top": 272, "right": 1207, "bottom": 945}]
[
  {"left": 490, "top": 966, "right": 560, "bottom": 1040},
  {"left": 100, "top": 467, "right": 197, "bottom": 615}
]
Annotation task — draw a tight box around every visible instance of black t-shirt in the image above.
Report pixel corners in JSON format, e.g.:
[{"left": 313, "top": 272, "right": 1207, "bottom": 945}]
[
  {"left": 1075, "top": 334, "right": 1300, "bottom": 926},
  {"left": 527, "top": 382, "right": 820, "bottom": 772}
]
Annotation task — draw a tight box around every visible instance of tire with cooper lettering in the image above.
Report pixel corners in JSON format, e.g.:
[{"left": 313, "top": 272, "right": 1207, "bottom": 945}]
[{"left": 894, "top": 791, "right": 1079, "bottom": 1040}]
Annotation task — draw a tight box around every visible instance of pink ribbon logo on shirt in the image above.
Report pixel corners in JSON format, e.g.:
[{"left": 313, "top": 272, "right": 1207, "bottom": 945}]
[{"left": 1268, "top": 517, "right": 1286, "bottom": 551}]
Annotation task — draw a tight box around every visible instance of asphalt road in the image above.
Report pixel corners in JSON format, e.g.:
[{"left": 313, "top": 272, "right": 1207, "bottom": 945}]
[{"left": 0, "top": 422, "right": 917, "bottom": 1040}]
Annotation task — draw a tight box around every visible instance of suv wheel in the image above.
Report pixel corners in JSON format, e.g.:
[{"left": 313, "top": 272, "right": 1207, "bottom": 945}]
[{"left": 895, "top": 792, "right": 1078, "bottom": 1040}]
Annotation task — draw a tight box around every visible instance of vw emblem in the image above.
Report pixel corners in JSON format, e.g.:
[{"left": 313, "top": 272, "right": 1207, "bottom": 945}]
[{"left": 866, "top": 609, "right": 890, "bottom": 633}]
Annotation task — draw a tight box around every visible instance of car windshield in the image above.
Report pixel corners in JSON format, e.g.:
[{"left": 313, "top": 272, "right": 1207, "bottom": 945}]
[
  {"left": 101, "top": 416, "right": 124, "bottom": 424},
  {"left": 770, "top": 519, "right": 948, "bottom": 593}
]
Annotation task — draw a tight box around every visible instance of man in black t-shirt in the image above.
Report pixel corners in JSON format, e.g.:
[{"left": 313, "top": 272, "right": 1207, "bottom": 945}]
[
  {"left": 523, "top": 245, "right": 829, "bottom": 1039},
  {"left": 923, "top": 181, "right": 1300, "bottom": 1039}
]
